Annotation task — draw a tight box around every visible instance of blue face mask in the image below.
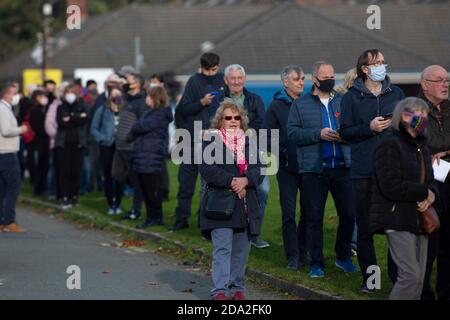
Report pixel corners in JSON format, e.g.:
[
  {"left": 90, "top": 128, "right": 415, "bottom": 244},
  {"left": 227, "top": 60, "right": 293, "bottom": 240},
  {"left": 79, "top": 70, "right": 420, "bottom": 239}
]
[{"left": 368, "top": 64, "right": 387, "bottom": 82}]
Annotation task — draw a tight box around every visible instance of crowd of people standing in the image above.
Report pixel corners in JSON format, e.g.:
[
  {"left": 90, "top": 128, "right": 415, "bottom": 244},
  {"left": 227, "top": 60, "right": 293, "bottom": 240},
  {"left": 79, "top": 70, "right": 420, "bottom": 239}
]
[{"left": 0, "top": 49, "right": 449, "bottom": 301}]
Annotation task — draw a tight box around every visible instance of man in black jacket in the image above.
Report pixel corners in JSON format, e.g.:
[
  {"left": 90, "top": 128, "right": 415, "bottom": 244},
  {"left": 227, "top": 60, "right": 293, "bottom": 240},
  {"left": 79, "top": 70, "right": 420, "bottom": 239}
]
[
  {"left": 419, "top": 65, "right": 450, "bottom": 300},
  {"left": 171, "top": 53, "right": 225, "bottom": 231}
]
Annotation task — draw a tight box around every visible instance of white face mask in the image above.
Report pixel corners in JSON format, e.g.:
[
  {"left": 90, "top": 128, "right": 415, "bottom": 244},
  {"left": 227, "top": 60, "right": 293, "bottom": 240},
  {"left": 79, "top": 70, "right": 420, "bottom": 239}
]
[
  {"left": 40, "top": 96, "right": 49, "bottom": 106},
  {"left": 11, "top": 94, "right": 20, "bottom": 106},
  {"left": 65, "top": 93, "right": 77, "bottom": 104}
]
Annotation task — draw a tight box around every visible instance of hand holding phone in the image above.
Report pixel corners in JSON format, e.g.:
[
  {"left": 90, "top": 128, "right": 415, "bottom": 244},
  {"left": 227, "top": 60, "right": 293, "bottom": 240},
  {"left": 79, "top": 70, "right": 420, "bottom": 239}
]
[{"left": 381, "top": 112, "right": 393, "bottom": 120}]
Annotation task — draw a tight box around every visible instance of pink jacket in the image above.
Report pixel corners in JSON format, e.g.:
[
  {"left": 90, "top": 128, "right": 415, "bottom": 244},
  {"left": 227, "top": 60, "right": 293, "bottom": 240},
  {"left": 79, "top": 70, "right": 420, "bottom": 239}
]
[{"left": 44, "top": 99, "right": 61, "bottom": 149}]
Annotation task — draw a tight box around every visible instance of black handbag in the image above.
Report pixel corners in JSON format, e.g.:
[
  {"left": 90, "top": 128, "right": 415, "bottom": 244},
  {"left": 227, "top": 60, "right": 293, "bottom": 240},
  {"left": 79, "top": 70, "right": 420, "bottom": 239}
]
[
  {"left": 418, "top": 150, "right": 440, "bottom": 234},
  {"left": 205, "top": 185, "right": 236, "bottom": 220}
]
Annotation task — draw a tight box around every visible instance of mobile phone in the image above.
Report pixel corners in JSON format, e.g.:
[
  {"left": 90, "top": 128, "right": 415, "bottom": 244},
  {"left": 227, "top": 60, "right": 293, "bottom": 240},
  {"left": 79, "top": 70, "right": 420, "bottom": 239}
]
[
  {"left": 382, "top": 112, "right": 393, "bottom": 120},
  {"left": 209, "top": 91, "right": 220, "bottom": 96}
]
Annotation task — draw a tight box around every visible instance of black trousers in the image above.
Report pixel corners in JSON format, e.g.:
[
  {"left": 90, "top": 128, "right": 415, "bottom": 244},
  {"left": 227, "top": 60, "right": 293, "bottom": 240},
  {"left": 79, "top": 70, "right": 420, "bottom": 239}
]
[
  {"left": 56, "top": 146, "right": 84, "bottom": 200},
  {"left": 99, "top": 145, "right": 123, "bottom": 208},
  {"left": 422, "top": 180, "right": 450, "bottom": 300},
  {"left": 354, "top": 178, "right": 398, "bottom": 285},
  {"left": 33, "top": 144, "right": 50, "bottom": 195},
  {"left": 25, "top": 143, "right": 36, "bottom": 185},
  {"left": 175, "top": 162, "right": 199, "bottom": 222},
  {"left": 138, "top": 173, "right": 163, "bottom": 223},
  {"left": 276, "top": 166, "right": 307, "bottom": 262},
  {"left": 160, "top": 159, "right": 170, "bottom": 198},
  {"left": 302, "top": 168, "right": 356, "bottom": 268}
]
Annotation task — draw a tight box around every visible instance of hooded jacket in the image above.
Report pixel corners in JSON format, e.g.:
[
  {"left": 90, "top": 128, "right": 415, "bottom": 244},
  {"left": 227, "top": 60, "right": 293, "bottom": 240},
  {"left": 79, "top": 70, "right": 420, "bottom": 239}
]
[
  {"left": 127, "top": 106, "right": 173, "bottom": 174},
  {"left": 264, "top": 89, "right": 299, "bottom": 172}
]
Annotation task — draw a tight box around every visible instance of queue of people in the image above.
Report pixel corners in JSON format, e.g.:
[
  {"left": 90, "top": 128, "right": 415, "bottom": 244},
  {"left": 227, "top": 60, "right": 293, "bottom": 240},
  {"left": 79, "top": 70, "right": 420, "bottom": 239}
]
[{"left": 0, "top": 50, "right": 449, "bottom": 301}]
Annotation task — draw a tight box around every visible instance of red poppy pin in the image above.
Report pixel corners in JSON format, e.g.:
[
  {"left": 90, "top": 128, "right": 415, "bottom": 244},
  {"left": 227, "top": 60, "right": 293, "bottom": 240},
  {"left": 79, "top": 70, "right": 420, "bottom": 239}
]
[{"left": 334, "top": 111, "right": 340, "bottom": 118}]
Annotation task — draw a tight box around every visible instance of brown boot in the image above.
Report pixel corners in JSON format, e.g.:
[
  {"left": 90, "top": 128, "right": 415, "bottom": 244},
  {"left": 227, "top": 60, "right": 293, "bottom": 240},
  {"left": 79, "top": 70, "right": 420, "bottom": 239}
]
[{"left": 3, "top": 223, "right": 27, "bottom": 233}]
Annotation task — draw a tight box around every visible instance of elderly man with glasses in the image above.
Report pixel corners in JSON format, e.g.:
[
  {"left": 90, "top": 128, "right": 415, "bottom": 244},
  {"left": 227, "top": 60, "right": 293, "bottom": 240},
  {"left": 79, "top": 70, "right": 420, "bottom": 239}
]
[{"left": 418, "top": 65, "right": 450, "bottom": 301}]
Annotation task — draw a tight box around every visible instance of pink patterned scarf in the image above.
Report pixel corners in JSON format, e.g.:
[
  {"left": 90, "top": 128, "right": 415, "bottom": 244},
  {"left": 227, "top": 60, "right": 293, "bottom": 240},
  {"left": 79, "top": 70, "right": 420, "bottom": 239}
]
[{"left": 219, "top": 128, "right": 248, "bottom": 175}]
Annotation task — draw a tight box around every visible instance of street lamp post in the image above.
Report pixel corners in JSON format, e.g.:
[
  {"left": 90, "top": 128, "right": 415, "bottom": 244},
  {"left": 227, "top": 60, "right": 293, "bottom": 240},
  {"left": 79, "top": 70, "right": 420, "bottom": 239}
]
[{"left": 42, "top": 2, "right": 53, "bottom": 83}]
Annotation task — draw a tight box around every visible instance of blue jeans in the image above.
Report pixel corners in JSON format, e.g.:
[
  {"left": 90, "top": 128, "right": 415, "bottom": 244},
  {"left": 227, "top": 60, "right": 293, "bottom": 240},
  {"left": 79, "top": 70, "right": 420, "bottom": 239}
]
[
  {"left": 301, "top": 167, "right": 356, "bottom": 269},
  {"left": 0, "top": 153, "right": 22, "bottom": 225},
  {"left": 276, "top": 167, "right": 308, "bottom": 261},
  {"left": 253, "top": 175, "right": 270, "bottom": 240},
  {"left": 210, "top": 228, "right": 251, "bottom": 297}
]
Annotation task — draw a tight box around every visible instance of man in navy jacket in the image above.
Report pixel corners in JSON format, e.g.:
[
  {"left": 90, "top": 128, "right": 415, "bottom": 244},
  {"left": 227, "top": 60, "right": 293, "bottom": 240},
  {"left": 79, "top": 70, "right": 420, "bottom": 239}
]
[
  {"left": 288, "top": 61, "right": 356, "bottom": 278},
  {"left": 171, "top": 53, "right": 225, "bottom": 231},
  {"left": 264, "top": 65, "right": 307, "bottom": 269}
]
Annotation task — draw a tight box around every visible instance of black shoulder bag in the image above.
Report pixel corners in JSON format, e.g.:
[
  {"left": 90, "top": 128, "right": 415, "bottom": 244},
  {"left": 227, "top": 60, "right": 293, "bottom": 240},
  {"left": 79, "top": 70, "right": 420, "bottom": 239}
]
[{"left": 205, "top": 185, "right": 237, "bottom": 220}]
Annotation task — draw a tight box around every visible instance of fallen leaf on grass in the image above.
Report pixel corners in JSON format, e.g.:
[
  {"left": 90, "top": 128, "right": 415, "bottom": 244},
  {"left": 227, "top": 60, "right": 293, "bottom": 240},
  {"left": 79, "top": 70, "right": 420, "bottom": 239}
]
[
  {"left": 182, "top": 288, "right": 193, "bottom": 293},
  {"left": 121, "top": 239, "right": 146, "bottom": 248},
  {"left": 102, "top": 269, "right": 112, "bottom": 274}
]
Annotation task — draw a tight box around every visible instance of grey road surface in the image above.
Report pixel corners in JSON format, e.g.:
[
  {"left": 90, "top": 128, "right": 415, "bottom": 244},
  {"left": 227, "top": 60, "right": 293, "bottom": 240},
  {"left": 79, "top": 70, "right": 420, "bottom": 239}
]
[{"left": 0, "top": 207, "right": 285, "bottom": 300}]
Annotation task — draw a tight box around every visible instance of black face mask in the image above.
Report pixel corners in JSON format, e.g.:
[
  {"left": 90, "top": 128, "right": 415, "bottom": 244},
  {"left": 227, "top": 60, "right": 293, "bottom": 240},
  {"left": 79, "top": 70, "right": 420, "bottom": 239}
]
[
  {"left": 122, "top": 83, "right": 131, "bottom": 93},
  {"left": 316, "top": 78, "right": 335, "bottom": 93}
]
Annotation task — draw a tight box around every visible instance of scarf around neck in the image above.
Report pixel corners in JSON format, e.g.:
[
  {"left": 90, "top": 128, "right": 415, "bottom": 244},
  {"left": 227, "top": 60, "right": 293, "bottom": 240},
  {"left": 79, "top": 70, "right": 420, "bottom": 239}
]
[{"left": 219, "top": 128, "right": 248, "bottom": 175}]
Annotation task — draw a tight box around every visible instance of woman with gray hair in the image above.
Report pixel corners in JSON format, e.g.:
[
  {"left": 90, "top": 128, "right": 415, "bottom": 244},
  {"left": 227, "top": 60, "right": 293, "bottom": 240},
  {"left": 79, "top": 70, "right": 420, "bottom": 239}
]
[
  {"left": 199, "top": 98, "right": 263, "bottom": 300},
  {"left": 370, "top": 97, "right": 437, "bottom": 299}
]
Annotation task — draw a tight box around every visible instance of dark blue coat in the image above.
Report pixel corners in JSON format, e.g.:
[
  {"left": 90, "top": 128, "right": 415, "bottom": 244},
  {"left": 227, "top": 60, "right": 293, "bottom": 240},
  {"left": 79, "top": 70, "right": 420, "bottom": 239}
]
[
  {"left": 264, "top": 89, "right": 299, "bottom": 172},
  {"left": 127, "top": 107, "right": 173, "bottom": 174},
  {"left": 199, "top": 136, "right": 264, "bottom": 239},
  {"left": 126, "top": 90, "right": 147, "bottom": 109},
  {"left": 287, "top": 90, "right": 351, "bottom": 174},
  {"left": 339, "top": 76, "right": 405, "bottom": 179},
  {"left": 211, "top": 87, "right": 266, "bottom": 131}
]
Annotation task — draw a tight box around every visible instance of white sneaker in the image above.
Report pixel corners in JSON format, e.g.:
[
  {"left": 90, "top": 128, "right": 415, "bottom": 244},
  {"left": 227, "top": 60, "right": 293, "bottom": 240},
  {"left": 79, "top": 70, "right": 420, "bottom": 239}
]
[
  {"left": 114, "top": 207, "right": 123, "bottom": 215},
  {"left": 107, "top": 207, "right": 115, "bottom": 215},
  {"left": 61, "top": 198, "right": 72, "bottom": 210}
]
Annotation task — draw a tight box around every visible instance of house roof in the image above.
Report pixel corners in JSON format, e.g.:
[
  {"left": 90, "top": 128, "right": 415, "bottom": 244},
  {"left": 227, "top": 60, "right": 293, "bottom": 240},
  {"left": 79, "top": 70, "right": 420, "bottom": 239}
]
[
  {"left": 179, "top": 2, "right": 450, "bottom": 73},
  {"left": 1, "top": 2, "right": 448, "bottom": 81}
]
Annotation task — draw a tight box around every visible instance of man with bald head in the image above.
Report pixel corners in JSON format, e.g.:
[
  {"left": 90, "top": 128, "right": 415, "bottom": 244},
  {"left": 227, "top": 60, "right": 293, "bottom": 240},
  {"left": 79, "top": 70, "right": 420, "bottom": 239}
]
[{"left": 419, "top": 65, "right": 450, "bottom": 300}]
